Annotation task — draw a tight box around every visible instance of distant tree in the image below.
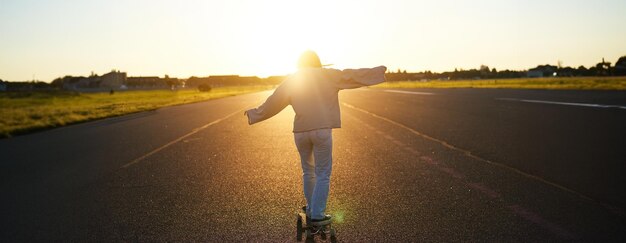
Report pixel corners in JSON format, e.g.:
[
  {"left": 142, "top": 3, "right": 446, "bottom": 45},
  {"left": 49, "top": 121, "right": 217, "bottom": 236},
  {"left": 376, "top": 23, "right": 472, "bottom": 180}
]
[
  {"left": 559, "top": 66, "right": 575, "bottom": 77},
  {"left": 164, "top": 75, "right": 173, "bottom": 87},
  {"left": 595, "top": 58, "right": 611, "bottom": 76},
  {"left": 198, "top": 84, "right": 212, "bottom": 92},
  {"left": 166, "top": 79, "right": 177, "bottom": 89},
  {"left": 576, "top": 65, "right": 589, "bottom": 76},
  {"left": 186, "top": 76, "right": 198, "bottom": 86},
  {"left": 51, "top": 77, "right": 63, "bottom": 88},
  {"left": 614, "top": 56, "right": 626, "bottom": 76}
]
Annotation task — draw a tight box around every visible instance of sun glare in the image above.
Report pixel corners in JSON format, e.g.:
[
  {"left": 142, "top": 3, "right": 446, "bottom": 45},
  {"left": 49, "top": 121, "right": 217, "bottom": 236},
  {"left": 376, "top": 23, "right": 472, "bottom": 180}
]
[{"left": 221, "top": 0, "right": 348, "bottom": 77}]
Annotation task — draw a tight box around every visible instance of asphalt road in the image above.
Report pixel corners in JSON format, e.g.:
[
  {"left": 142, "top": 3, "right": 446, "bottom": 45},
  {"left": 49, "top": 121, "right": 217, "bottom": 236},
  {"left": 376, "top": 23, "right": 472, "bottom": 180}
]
[{"left": 1, "top": 88, "right": 626, "bottom": 242}]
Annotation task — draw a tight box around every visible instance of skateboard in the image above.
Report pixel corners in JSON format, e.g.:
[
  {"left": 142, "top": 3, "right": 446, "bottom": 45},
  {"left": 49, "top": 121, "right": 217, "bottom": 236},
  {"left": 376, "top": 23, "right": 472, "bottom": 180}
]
[{"left": 296, "top": 212, "right": 336, "bottom": 241}]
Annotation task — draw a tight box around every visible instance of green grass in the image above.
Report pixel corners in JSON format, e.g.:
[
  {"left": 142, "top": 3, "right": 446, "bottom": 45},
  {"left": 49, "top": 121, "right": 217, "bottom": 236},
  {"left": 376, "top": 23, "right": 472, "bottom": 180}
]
[
  {"left": 0, "top": 86, "right": 273, "bottom": 138},
  {"left": 374, "top": 77, "right": 626, "bottom": 90}
]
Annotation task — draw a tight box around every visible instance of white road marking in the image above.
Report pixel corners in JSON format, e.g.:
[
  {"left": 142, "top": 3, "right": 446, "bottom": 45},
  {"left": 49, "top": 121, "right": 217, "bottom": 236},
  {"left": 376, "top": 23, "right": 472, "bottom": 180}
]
[
  {"left": 384, "top": 90, "right": 435, "bottom": 95},
  {"left": 121, "top": 108, "right": 246, "bottom": 169},
  {"left": 497, "top": 98, "right": 626, "bottom": 110},
  {"left": 342, "top": 101, "right": 598, "bottom": 203}
]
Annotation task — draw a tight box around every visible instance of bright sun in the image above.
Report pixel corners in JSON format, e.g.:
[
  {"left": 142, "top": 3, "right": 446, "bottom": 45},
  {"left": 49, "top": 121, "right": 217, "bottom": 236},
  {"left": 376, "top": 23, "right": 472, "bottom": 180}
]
[
  {"left": 191, "top": 0, "right": 354, "bottom": 77},
  {"left": 228, "top": 0, "right": 346, "bottom": 77}
]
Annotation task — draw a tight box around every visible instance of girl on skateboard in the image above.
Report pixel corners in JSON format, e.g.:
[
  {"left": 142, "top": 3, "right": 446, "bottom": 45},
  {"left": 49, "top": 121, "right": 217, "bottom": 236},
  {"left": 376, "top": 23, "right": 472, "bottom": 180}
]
[{"left": 245, "top": 50, "right": 386, "bottom": 225}]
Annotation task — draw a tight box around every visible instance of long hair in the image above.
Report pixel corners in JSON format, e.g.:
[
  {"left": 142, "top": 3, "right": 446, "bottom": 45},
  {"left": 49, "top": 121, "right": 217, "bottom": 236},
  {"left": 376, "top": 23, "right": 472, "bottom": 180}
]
[{"left": 297, "top": 50, "right": 322, "bottom": 69}]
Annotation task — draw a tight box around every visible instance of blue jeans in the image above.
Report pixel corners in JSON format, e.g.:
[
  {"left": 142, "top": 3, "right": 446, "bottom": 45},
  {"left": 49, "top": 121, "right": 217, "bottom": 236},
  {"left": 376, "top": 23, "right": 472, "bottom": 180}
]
[{"left": 294, "top": 128, "right": 333, "bottom": 220}]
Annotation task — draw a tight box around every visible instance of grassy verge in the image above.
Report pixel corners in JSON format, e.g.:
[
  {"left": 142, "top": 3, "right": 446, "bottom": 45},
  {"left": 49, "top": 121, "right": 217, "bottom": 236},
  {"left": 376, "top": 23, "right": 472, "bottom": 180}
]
[
  {"left": 373, "top": 77, "right": 626, "bottom": 90},
  {"left": 0, "top": 86, "right": 273, "bottom": 138}
]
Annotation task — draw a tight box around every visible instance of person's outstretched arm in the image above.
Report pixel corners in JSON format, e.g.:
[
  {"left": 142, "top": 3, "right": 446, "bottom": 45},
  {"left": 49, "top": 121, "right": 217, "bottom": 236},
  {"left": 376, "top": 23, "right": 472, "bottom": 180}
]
[
  {"left": 335, "top": 65, "right": 387, "bottom": 89},
  {"left": 245, "top": 79, "right": 290, "bottom": 125}
]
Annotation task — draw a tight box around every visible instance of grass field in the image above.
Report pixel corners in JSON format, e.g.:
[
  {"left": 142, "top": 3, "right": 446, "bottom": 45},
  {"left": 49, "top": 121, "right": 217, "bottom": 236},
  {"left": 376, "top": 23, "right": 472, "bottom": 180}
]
[
  {"left": 0, "top": 86, "right": 272, "bottom": 138},
  {"left": 373, "top": 77, "right": 626, "bottom": 90}
]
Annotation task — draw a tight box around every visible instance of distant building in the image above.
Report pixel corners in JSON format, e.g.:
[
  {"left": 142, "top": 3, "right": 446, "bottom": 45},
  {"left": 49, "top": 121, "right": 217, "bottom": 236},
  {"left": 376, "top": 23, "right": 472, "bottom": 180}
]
[
  {"left": 127, "top": 76, "right": 164, "bottom": 88},
  {"left": 186, "top": 75, "right": 274, "bottom": 87},
  {"left": 528, "top": 65, "right": 558, "bottom": 78},
  {"left": 63, "top": 70, "right": 128, "bottom": 90},
  {"left": 207, "top": 75, "right": 262, "bottom": 86},
  {"left": 527, "top": 69, "right": 543, "bottom": 78},
  {"left": 100, "top": 70, "right": 126, "bottom": 88},
  {"left": 0, "top": 81, "right": 6, "bottom": 91}
]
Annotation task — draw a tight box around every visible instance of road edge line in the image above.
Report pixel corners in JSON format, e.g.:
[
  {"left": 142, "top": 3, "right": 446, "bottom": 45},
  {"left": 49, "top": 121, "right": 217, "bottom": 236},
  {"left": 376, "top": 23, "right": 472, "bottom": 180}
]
[
  {"left": 384, "top": 90, "right": 435, "bottom": 95},
  {"left": 497, "top": 98, "right": 626, "bottom": 110}
]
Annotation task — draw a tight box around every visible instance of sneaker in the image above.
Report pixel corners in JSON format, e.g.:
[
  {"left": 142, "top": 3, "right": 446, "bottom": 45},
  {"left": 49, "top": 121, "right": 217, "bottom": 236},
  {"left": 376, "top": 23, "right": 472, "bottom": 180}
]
[{"left": 310, "top": 215, "right": 332, "bottom": 226}]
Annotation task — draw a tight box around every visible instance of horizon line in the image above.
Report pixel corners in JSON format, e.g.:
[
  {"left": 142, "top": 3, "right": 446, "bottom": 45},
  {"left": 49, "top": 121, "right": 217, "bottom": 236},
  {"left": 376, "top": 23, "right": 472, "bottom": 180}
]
[{"left": 3, "top": 61, "right": 622, "bottom": 83}]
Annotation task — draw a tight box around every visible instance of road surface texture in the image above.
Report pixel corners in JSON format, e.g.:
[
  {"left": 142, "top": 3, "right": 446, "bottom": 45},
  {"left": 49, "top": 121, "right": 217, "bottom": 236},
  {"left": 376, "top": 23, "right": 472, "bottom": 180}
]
[{"left": 2, "top": 88, "right": 626, "bottom": 242}]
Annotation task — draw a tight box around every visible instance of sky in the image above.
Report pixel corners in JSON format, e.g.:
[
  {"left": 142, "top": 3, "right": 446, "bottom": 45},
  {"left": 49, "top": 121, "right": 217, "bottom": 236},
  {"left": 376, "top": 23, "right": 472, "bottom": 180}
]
[{"left": 1, "top": 0, "right": 625, "bottom": 81}]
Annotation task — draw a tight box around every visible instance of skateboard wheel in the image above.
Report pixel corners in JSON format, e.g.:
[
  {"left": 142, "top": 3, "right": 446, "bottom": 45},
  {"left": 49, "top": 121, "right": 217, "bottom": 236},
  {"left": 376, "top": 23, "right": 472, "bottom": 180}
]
[{"left": 296, "top": 218, "right": 303, "bottom": 241}]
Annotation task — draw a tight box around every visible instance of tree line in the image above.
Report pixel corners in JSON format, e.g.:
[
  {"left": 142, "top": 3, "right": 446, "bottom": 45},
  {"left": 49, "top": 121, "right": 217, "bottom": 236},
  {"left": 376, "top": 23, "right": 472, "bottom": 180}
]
[{"left": 386, "top": 56, "right": 626, "bottom": 81}]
